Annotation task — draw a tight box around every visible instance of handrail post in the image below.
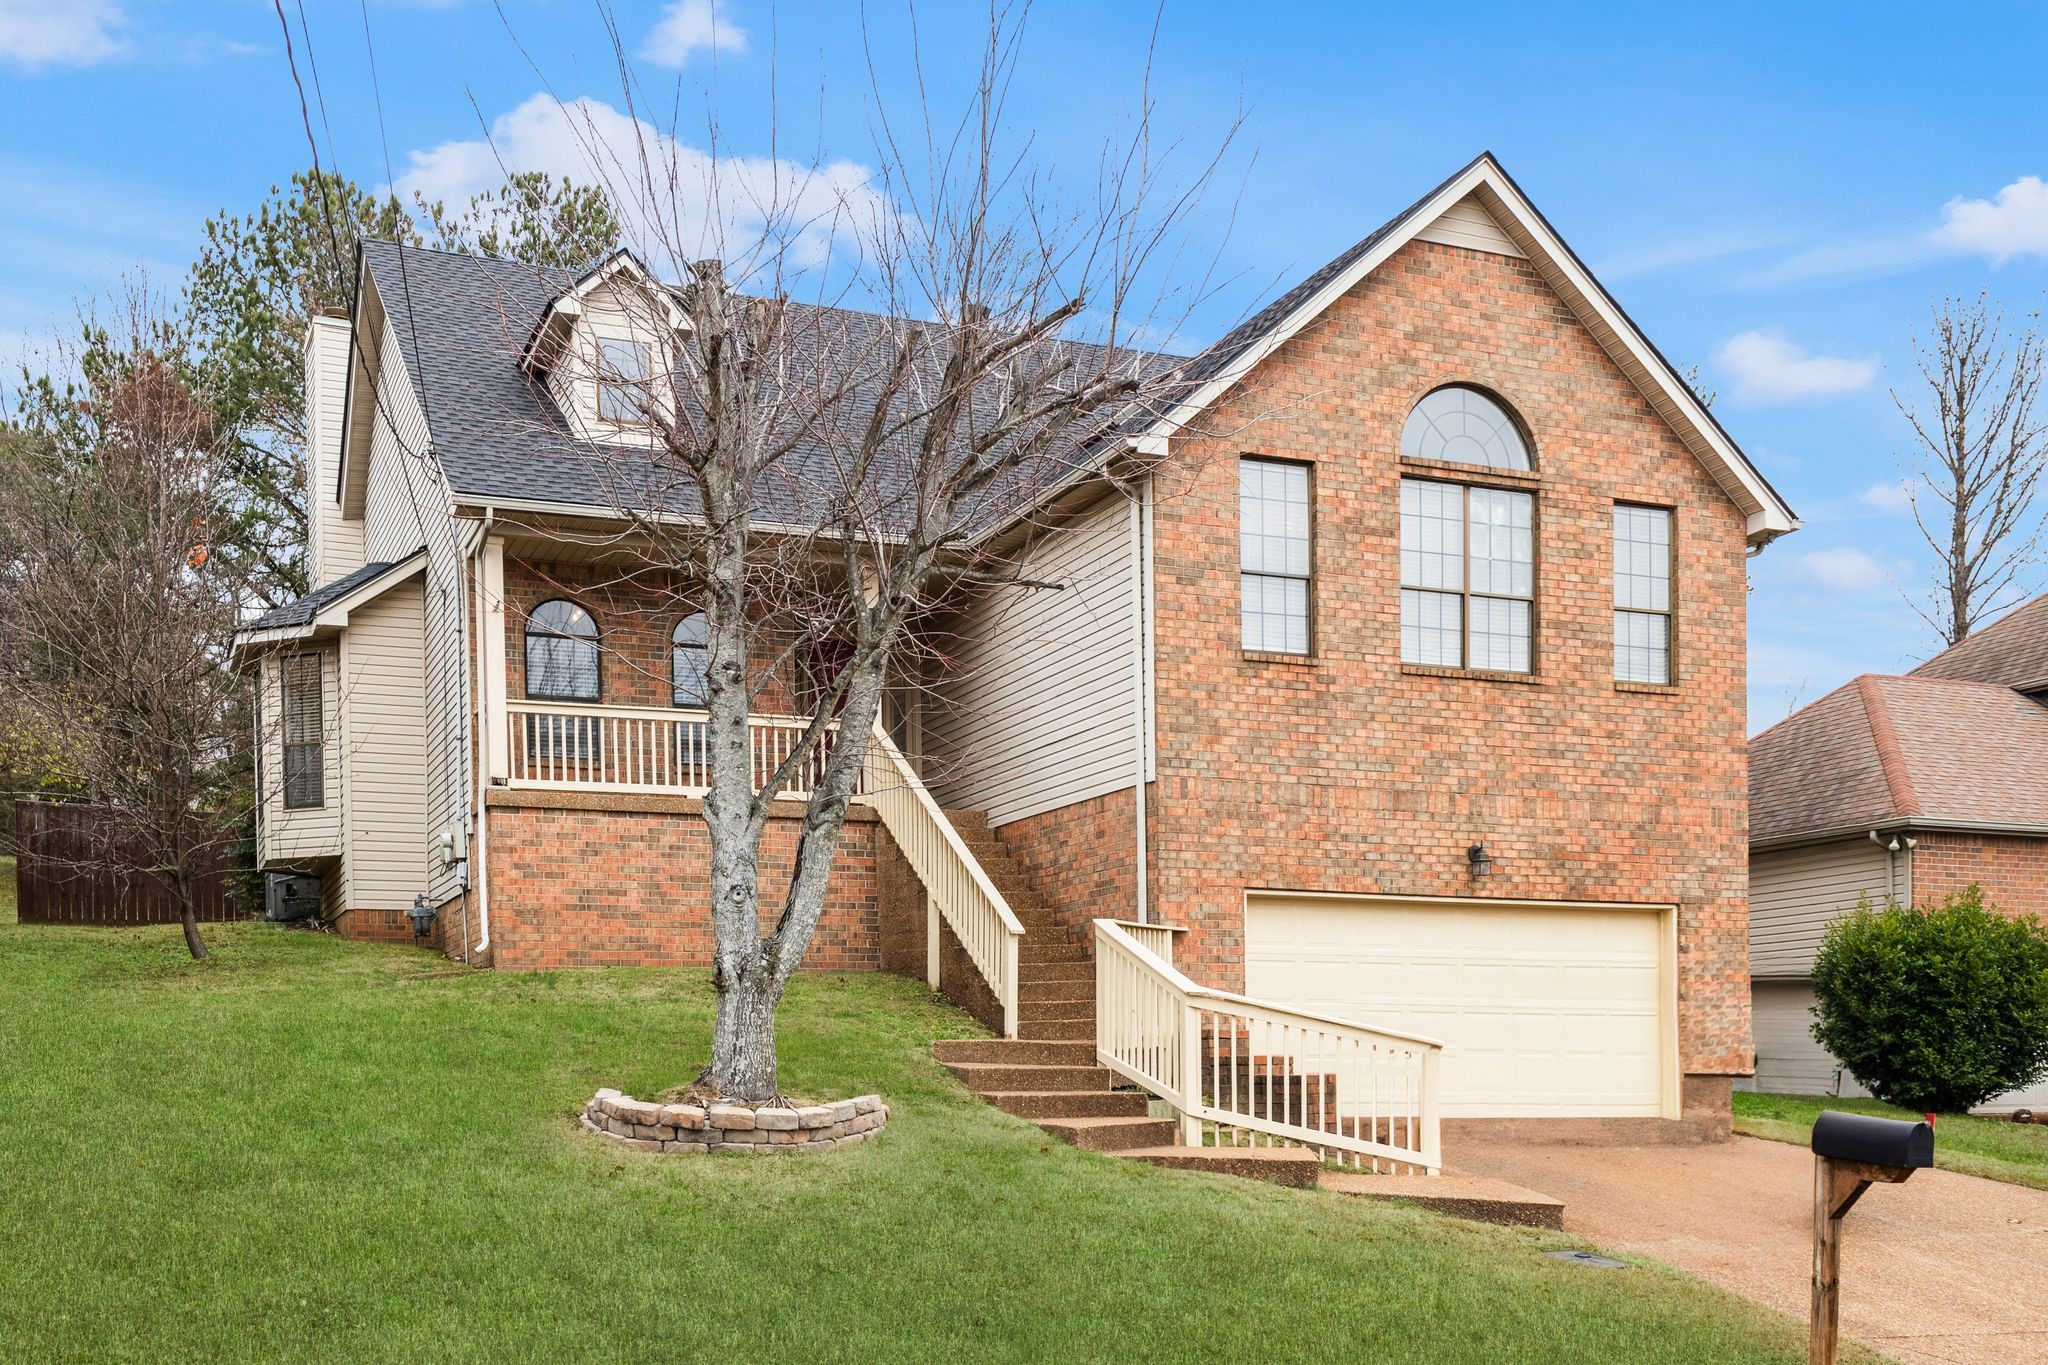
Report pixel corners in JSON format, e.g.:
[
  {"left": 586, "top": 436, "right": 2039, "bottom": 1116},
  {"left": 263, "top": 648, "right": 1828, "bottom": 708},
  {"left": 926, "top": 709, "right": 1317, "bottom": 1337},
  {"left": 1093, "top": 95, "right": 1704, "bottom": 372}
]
[
  {"left": 926, "top": 894, "right": 941, "bottom": 992},
  {"left": 1002, "top": 932, "right": 1020, "bottom": 1039},
  {"left": 1179, "top": 1000, "right": 1202, "bottom": 1147},
  {"left": 1419, "top": 1047, "right": 1443, "bottom": 1175}
]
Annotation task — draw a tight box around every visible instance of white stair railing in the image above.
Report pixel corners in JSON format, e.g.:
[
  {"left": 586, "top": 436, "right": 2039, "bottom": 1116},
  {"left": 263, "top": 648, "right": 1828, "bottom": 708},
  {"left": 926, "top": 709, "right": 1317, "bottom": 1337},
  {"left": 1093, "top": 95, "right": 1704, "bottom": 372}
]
[
  {"left": 857, "top": 727, "right": 1024, "bottom": 1037},
  {"left": 1093, "top": 918, "right": 1444, "bottom": 1174},
  {"left": 506, "top": 702, "right": 844, "bottom": 799}
]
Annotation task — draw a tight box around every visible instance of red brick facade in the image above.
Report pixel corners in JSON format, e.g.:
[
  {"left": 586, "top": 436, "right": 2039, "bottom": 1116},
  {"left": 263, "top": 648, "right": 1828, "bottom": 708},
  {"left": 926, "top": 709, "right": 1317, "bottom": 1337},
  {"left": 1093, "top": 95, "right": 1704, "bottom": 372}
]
[
  {"left": 992, "top": 787, "right": 1140, "bottom": 946},
  {"left": 482, "top": 791, "right": 884, "bottom": 971},
  {"left": 1066, "top": 239, "right": 1750, "bottom": 1111},
  {"left": 1911, "top": 831, "right": 2048, "bottom": 919}
]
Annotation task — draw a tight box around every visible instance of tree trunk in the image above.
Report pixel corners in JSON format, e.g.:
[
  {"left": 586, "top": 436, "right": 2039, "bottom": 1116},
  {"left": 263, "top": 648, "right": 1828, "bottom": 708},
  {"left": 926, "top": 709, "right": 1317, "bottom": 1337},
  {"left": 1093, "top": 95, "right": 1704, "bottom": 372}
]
[
  {"left": 179, "top": 904, "right": 210, "bottom": 960},
  {"left": 708, "top": 964, "right": 782, "bottom": 1100}
]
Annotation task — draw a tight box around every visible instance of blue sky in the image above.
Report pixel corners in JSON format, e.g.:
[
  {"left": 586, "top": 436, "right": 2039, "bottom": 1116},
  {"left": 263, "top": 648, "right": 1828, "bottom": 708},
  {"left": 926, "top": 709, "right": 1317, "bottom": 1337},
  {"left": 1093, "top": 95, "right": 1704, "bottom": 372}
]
[{"left": 6, "top": 0, "right": 2048, "bottom": 728}]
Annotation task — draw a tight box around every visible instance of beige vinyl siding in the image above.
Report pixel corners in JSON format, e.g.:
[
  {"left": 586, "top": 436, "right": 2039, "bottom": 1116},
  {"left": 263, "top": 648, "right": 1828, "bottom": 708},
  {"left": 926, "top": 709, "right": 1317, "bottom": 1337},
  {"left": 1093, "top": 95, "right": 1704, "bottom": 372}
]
[
  {"left": 339, "top": 577, "right": 430, "bottom": 912},
  {"left": 1743, "top": 981, "right": 1868, "bottom": 1097},
  {"left": 928, "top": 491, "right": 1142, "bottom": 827},
  {"left": 359, "top": 312, "right": 469, "bottom": 909},
  {"left": 306, "top": 316, "right": 364, "bottom": 583},
  {"left": 256, "top": 648, "right": 342, "bottom": 866},
  {"left": 1749, "top": 837, "right": 1904, "bottom": 977},
  {"left": 1413, "top": 194, "right": 1528, "bottom": 259},
  {"left": 544, "top": 285, "right": 676, "bottom": 446}
]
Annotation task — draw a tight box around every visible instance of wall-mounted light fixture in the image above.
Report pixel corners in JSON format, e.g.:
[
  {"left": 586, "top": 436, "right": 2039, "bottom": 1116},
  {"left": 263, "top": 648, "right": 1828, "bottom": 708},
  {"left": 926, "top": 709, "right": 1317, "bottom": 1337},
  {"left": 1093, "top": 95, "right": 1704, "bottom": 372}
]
[{"left": 1467, "top": 843, "right": 1494, "bottom": 878}]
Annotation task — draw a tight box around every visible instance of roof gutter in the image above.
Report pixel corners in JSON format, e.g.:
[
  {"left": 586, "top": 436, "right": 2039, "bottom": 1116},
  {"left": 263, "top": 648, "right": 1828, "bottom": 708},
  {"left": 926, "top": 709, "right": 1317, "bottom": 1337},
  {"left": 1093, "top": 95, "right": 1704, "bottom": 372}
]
[{"left": 1752, "top": 816, "right": 2048, "bottom": 852}]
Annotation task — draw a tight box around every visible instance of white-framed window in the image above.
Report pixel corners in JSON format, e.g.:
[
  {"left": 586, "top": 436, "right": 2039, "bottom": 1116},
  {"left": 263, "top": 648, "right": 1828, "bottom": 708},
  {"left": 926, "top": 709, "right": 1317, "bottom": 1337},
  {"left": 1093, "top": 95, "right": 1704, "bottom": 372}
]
[
  {"left": 672, "top": 612, "right": 710, "bottom": 706},
  {"left": 1239, "top": 457, "right": 1312, "bottom": 654},
  {"left": 1399, "top": 477, "right": 1535, "bottom": 672},
  {"left": 1399, "top": 385, "right": 1532, "bottom": 471},
  {"left": 280, "top": 652, "right": 325, "bottom": 810},
  {"left": 596, "top": 336, "right": 653, "bottom": 423},
  {"left": 1614, "top": 504, "right": 1674, "bottom": 684}
]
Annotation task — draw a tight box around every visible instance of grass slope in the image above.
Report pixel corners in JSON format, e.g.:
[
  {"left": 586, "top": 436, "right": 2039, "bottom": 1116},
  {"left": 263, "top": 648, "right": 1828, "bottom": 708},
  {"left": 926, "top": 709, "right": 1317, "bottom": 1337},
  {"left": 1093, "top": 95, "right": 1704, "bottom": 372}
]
[
  {"left": 0, "top": 912, "right": 1839, "bottom": 1363},
  {"left": 1734, "top": 1090, "right": 2048, "bottom": 1192}
]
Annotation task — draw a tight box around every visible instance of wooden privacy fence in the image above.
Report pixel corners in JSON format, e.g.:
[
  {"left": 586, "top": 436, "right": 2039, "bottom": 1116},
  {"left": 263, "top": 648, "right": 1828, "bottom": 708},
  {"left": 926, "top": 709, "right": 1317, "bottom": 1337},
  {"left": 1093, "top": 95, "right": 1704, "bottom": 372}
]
[{"left": 13, "top": 802, "right": 241, "bottom": 926}]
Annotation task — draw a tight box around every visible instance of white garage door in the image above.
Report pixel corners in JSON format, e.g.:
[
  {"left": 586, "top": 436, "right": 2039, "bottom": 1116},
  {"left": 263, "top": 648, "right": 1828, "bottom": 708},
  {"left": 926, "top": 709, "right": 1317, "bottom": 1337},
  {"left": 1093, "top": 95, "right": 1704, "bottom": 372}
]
[{"left": 1245, "top": 894, "right": 1671, "bottom": 1118}]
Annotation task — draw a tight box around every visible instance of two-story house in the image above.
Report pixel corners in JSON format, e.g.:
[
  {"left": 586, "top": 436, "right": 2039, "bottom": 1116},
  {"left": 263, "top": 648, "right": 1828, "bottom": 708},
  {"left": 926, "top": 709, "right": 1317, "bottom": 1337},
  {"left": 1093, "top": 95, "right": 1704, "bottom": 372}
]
[{"left": 235, "top": 153, "right": 1797, "bottom": 1142}]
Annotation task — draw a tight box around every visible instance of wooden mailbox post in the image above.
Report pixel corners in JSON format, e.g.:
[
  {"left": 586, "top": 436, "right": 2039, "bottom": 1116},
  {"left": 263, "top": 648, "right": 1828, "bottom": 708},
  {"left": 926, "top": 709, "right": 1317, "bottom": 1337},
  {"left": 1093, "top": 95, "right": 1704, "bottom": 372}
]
[{"left": 1808, "top": 1110, "right": 1934, "bottom": 1365}]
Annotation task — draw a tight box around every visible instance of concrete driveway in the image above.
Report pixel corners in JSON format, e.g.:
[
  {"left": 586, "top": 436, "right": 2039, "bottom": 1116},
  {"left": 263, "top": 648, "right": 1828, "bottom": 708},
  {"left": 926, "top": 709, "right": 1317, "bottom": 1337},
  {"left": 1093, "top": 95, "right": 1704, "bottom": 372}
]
[{"left": 1456, "top": 1134, "right": 2048, "bottom": 1363}]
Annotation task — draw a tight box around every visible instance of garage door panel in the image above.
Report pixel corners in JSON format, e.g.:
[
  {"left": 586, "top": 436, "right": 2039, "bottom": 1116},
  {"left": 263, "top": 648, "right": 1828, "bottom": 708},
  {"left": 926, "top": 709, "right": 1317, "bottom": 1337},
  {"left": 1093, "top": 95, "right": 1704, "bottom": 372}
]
[{"left": 1245, "top": 895, "right": 1669, "bottom": 1119}]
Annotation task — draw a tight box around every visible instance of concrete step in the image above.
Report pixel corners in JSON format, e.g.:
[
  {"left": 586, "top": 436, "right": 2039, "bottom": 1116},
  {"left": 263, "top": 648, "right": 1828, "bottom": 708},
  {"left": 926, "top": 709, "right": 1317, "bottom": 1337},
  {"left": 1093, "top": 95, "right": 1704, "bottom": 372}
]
[
  {"left": 1115, "top": 1145, "right": 1321, "bottom": 1188},
  {"left": 1020, "top": 994, "right": 1093, "bottom": 1021},
  {"left": 1021, "top": 977, "right": 1094, "bottom": 1003},
  {"left": 1018, "top": 960, "right": 1092, "bottom": 983},
  {"left": 943, "top": 1061, "right": 1113, "bottom": 1094},
  {"left": 983, "top": 1090, "right": 1150, "bottom": 1120},
  {"left": 1319, "top": 1172, "right": 1565, "bottom": 1230},
  {"left": 933, "top": 1039, "right": 1097, "bottom": 1067},
  {"left": 1019, "top": 942, "right": 1088, "bottom": 965},
  {"left": 1039, "top": 1115, "right": 1180, "bottom": 1152},
  {"left": 1017, "top": 1017, "right": 1095, "bottom": 1041},
  {"left": 941, "top": 808, "right": 991, "bottom": 834}
]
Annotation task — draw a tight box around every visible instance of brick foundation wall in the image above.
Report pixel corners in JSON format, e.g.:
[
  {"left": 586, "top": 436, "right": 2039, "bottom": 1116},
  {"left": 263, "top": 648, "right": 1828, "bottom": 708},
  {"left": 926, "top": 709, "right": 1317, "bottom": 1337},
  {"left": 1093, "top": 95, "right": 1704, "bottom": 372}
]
[
  {"left": 481, "top": 790, "right": 885, "bottom": 971},
  {"left": 1912, "top": 831, "right": 2048, "bottom": 919},
  {"left": 1145, "top": 238, "right": 1754, "bottom": 1106},
  {"left": 991, "top": 786, "right": 1140, "bottom": 944}
]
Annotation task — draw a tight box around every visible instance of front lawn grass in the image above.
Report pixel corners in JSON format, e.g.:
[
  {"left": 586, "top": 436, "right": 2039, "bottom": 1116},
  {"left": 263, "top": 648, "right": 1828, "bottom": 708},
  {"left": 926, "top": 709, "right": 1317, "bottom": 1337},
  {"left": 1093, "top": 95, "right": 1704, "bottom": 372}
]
[
  {"left": 0, "top": 918, "right": 1846, "bottom": 1363},
  {"left": 1735, "top": 1090, "right": 2048, "bottom": 1192}
]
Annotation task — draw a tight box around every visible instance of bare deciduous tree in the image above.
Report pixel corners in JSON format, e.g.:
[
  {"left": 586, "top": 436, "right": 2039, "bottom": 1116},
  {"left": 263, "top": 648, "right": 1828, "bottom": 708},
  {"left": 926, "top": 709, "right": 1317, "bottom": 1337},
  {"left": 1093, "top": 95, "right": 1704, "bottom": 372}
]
[
  {"left": 1895, "top": 292, "right": 2048, "bottom": 645},
  {"left": 467, "top": 3, "right": 1240, "bottom": 1099},
  {"left": 1, "top": 298, "right": 255, "bottom": 959}
]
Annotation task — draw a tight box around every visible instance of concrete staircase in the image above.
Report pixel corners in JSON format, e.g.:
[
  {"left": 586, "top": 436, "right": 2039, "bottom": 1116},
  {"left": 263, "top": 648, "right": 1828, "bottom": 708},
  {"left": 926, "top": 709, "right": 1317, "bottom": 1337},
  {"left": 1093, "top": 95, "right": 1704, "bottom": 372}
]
[{"left": 933, "top": 811, "right": 1319, "bottom": 1188}]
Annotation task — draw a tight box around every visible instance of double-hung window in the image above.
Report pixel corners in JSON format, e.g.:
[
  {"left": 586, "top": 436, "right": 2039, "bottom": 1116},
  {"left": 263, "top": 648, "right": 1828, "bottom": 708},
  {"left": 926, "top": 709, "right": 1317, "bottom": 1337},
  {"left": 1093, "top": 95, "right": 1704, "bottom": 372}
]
[
  {"left": 280, "top": 653, "right": 325, "bottom": 810},
  {"left": 596, "top": 337, "right": 653, "bottom": 424},
  {"left": 1613, "top": 504, "right": 1674, "bottom": 684},
  {"left": 1239, "top": 458, "right": 1312, "bottom": 654},
  {"left": 1399, "top": 478, "right": 1535, "bottom": 672}
]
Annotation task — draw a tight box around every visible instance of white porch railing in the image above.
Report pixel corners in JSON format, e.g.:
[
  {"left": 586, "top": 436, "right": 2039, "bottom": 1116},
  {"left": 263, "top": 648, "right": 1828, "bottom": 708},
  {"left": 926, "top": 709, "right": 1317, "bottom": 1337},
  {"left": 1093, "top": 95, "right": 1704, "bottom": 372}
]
[
  {"left": 502, "top": 699, "right": 1023, "bottom": 1037},
  {"left": 506, "top": 702, "right": 850, "bottom": 798},
  {"left": 1093, "top": 918, "right": 1444, "bottom": 1174},
  {"left": 859, "top": 728, "right": 1024, "bottom": 1037}
]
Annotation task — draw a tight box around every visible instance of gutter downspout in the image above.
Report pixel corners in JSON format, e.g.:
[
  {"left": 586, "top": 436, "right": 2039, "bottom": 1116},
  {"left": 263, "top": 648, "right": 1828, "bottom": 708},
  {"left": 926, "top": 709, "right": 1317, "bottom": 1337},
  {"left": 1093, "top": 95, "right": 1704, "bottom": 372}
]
[
  {"left": 468, "top": 508, "right": 495, "bottom": 957},
  {"left": 1127, "top": 479, "right": 1150, "bottom": 924}
]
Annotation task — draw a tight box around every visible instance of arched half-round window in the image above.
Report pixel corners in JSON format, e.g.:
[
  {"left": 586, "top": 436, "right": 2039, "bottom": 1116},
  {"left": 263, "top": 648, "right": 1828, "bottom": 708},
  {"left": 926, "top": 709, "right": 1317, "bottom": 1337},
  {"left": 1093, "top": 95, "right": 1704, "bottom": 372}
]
[
  {"left": 1399, "top": 386, "right": 1532, "bottom": 471},
  {"left": 672, "top": 612, "right": 710, "bottom": 707},
  {"left": 524, "top": 599, "right": 600, "bottom": 701}
]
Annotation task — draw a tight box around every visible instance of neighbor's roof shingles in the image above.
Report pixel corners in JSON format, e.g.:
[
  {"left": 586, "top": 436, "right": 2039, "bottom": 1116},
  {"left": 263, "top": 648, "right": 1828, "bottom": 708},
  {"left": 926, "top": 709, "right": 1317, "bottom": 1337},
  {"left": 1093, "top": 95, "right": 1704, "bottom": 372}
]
[
  {"left": 1910, "top": 592, "right": 2048, "bottom": 690},
  {"left": 1750, "top": 672, "right": 2048, "bottom": 844}
]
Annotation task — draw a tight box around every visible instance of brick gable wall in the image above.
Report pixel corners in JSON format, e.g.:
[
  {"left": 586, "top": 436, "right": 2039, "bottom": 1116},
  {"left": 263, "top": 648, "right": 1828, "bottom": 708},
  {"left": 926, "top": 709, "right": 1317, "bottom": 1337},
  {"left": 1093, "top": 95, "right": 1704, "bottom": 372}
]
[{"left": 1131, "top": 238, "right": 1753, "bottom": 1096}]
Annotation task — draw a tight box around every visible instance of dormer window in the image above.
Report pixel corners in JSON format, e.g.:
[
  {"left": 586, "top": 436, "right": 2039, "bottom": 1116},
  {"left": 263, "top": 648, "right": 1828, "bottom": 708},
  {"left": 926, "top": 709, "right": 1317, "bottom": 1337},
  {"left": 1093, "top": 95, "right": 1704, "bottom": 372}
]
[{"left": 596, "top": 337, "right": 653, "bottom": 424}]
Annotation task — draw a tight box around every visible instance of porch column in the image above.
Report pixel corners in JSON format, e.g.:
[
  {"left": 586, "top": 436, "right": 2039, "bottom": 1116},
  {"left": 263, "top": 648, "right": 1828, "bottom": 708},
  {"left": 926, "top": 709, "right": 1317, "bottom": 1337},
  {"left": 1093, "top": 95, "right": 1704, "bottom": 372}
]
[{"left": 481, "top": 538, "right": 509, "bottom": 783}]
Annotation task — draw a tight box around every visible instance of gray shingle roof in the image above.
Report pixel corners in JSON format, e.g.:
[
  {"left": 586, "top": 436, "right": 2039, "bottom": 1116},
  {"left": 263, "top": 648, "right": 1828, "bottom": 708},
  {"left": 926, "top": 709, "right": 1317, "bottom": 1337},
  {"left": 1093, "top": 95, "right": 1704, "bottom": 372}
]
[
  {"left": 243, "top": 550, "right": 424, "bottom": 632},
  {"left": 1910, "top": 592, "right": 2048, "bottom": 690},
  {"left": 358, "top": 240, "right": 1182, "bottom": 536}
]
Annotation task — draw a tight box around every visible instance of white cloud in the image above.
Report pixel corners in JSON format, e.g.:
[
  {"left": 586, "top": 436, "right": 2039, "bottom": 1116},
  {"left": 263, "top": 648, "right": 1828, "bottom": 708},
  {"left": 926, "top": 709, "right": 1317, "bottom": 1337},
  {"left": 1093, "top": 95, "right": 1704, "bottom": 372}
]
[
  {"left": 1714, "top": 330, "right": 1878, "bottom": 405},
  {"left": 392, "top": 93, "right": 886, "bottom": 271},
  {"left": 0, "top": 0, "right": 128, "bottom": 70},
  {"left": 1859, "top": 480, "right": 1915, "bottom": 514},
  {"left": 642, "top": 0, "right": 746, "bottom": 68},
  {"left": 1932, "top": 175, "right": 2048, "bottom": 265},
  {"left": 1797, "top": 546, "right": 1892, "bottom": 594}
]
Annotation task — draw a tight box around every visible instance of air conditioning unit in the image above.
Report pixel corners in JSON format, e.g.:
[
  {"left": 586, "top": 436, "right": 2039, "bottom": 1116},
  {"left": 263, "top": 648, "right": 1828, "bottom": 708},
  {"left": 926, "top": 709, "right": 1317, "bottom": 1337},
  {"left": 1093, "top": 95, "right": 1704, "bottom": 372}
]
[{"left": 263, "top": 872, "right": 322, "bottom": 923}]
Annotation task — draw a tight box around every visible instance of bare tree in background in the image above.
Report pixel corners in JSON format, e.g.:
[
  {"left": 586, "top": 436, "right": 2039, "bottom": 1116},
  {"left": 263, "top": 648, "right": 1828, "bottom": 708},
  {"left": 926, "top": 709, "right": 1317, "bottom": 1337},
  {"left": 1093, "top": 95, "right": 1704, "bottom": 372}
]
[
  {"left": 0, "top": 297, "right": 255, "bottom": 959},
  {"left": 464, "top": 3, "right": 1239, "bottom": 1099},
  {"left": 1896, "top": 293, "right": 2048, "bottom": 645}
]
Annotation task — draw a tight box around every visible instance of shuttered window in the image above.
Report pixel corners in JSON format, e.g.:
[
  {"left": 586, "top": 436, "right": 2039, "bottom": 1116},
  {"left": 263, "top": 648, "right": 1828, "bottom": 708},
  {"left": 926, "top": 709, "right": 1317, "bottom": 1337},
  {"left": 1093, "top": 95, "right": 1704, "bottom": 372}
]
[{"left": 281, "top": 653, "right": 325, "bottom": 810}]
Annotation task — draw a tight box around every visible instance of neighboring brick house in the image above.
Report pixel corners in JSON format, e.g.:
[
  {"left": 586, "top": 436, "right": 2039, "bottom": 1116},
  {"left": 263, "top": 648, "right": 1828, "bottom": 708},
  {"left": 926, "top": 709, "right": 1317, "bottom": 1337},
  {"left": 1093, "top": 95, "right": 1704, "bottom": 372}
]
[
  {"left": 234, "top": 153, "right": 1797, "bottom": 1137},
  {"left": 1746, "top": 593, "right": 2048, "bottom": 1108}
]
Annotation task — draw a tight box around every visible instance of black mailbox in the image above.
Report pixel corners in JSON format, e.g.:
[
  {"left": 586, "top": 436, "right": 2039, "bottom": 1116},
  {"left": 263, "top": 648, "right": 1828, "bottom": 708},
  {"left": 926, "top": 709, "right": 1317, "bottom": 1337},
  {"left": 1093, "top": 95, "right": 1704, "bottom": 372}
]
[{"left": 1810, "top": 1110, "right": 1933, "bottom": 1169}]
